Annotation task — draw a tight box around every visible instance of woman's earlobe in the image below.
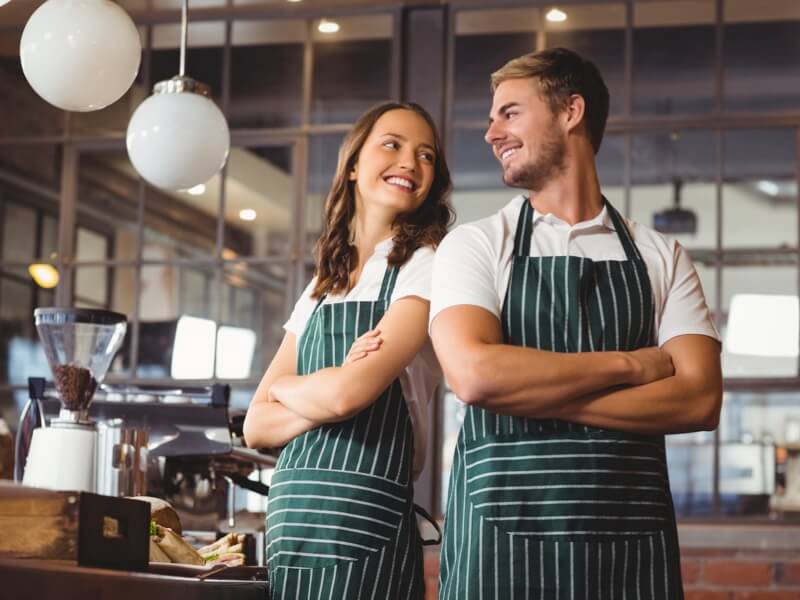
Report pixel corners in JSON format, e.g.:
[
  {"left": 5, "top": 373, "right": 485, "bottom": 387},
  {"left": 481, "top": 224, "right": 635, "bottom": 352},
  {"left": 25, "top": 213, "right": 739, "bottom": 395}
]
[{"left": 349, "top": 165, "right": 358, "bottom": 181}]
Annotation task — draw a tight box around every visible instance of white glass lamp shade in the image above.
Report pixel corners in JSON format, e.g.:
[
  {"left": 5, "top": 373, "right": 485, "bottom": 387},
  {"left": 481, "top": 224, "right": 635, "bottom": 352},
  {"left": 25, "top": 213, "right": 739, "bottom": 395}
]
[
  {"left": 20, "top": 0, "right": 141, "bottom": 112},
  {"left": 126, "top": 91, "right": 230, "bottom": 190}
]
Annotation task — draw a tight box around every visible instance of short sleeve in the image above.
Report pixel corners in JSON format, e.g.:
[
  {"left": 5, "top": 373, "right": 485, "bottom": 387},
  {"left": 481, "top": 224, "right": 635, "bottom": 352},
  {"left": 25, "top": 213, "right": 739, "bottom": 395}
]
[
  {"left": 391, "top": 246, "right": 435, "bottom": 303},
  {"left": 657, "top": 242, "right": 721, "bottom": 346},
  {"left": 283, "top": 277, "right": 319, "bottom": 337},
  {"left": 429, "top": 224, "right": 502, "bottom": 327}
]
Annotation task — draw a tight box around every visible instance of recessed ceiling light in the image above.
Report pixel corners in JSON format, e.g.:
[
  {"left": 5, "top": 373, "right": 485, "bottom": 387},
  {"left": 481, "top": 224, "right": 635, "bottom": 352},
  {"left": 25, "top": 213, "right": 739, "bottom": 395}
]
[
  {"left": 186, "top": 183, "right": 206, "bottom": 195},
  {"left": 28, "top": 264, "right": 59, "bottom": 289},
  {"left": 287, "top": 0, "right": 302, "bottom": 3},
  {"left": 239, "top": 208, "right": 257, "bottom": 221},
  {"left": 546, "top": 8, "right": 568, "bottom": 23},
  {"left": 318, "top": 19, "right": 340, "bottom": 34}
]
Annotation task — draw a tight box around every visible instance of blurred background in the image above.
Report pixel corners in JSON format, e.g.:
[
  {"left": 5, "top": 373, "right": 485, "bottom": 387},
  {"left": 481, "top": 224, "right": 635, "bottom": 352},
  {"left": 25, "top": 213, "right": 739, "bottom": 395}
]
[{"left": 1, "top": 0, "right": 799, "bottom": 528}]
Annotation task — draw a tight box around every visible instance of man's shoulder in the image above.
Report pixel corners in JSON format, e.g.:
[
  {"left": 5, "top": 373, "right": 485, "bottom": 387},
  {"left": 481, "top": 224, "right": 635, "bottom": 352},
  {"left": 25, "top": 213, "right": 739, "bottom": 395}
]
[
  {"left": 623, "top": 215, "right": 678, "bottom": 259},
  {"left": 440, "top": 195, "right": 524, "bottom": 249}
]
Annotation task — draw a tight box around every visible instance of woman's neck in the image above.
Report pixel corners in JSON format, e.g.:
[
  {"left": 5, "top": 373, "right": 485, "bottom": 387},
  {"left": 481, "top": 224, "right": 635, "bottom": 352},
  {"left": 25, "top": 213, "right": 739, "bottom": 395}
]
[{"left": 348, "top": 205, "right": 395, "bottom": 288}]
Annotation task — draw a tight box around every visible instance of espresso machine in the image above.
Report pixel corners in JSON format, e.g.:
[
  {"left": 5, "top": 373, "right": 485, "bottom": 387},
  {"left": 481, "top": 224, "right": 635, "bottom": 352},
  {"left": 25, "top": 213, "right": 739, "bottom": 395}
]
[{"left": 19, "top": 307, "right": 127, "bottom": 492}]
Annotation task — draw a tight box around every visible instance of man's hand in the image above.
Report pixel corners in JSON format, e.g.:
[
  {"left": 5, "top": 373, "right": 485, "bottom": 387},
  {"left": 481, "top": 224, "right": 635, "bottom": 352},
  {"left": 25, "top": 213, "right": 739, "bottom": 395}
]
[{"left": 625, "top": 347, "right": 675, "bottom": 386}]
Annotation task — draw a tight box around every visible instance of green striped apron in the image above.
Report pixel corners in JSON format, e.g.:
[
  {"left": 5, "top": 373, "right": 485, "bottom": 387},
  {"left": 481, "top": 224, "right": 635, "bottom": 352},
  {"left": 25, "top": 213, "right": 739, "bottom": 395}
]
[
  {"left": 439, "top": 199, "right": 683, "bottom": 599},
  {"left": 267, "top": 265, "right": 425, "bottom": 600}
]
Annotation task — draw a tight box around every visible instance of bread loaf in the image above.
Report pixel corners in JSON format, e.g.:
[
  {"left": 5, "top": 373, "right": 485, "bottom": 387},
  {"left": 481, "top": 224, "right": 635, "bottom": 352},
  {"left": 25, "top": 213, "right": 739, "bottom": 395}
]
[{"left": 130, "top": 496, "right": 182, "bottom": 534}]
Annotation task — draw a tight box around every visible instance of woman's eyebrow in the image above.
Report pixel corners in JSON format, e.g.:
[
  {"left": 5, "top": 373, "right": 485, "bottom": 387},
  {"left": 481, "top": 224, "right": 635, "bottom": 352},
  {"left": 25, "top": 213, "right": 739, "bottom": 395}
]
[{"left": 379, "top": 132, "right": 435, "bottom": 153}]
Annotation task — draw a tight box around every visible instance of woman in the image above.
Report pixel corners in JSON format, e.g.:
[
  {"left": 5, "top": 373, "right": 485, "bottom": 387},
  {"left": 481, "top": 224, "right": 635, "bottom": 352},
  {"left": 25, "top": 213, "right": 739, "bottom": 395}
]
[{"left": 243, "top": 101, "right": 453, "bottom": 599}]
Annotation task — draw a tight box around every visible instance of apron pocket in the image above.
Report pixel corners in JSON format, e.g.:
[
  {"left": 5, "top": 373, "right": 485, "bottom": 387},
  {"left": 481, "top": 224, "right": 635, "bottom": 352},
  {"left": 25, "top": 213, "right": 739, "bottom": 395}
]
[
  {"left": 463, "top": 431, "right": 673, "bottom": 540},
  {"left": 266, "top": 467, "right": 409, "bottom": 569}
]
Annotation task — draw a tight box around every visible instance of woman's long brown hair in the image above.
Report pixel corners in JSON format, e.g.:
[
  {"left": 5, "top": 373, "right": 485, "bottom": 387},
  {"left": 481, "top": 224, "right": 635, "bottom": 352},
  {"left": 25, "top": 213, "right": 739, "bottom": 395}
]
[{"left": 311, "top": 101, "right": 454, "bottom": 300}]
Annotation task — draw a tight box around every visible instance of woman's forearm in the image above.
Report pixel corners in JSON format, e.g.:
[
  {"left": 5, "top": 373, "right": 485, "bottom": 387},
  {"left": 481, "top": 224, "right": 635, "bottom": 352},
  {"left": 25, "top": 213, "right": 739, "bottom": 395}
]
[
  {"left": 269, "top": 368, "right": 348, "bottom": 423},
  {"left": 243, "top": 399, "right": 318, "bottom": 449}
]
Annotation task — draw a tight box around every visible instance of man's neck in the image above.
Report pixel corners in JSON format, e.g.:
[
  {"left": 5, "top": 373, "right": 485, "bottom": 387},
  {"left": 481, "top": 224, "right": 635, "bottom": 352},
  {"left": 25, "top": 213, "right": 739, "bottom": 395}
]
[{"left": 528, "top": 150, "right": 603, "bottom": 226}]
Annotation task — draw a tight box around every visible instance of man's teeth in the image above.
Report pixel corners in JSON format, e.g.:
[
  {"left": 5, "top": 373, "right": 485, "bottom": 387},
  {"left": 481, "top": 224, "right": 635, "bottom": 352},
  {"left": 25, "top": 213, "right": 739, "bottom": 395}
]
[
  {"left": 386, "top": 177, "right": 414, "bottom": 190},
  {"left": 501, "top": 148, "right": 518, "bottom": 160}
]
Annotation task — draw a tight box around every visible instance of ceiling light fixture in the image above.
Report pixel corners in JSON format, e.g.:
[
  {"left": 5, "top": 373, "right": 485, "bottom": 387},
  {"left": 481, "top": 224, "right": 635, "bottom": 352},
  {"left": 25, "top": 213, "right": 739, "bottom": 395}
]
[
  {"left": 318, "top": 19, "right": 340, "bottom": 34},
  {"left": 756, "top": 180, "right": 780, "bottom": 197},
  {"left": 239, "top": 208, "right": 257, "bottom": 222},
  {"left": 546, "top": 8, "right": 568, "bottom": 23},
  {"left": 19, "top": 0, "right": 140, "bottom": 111},
  {"left": 126, "top": 0, "right": 230, "bottom": 191}
]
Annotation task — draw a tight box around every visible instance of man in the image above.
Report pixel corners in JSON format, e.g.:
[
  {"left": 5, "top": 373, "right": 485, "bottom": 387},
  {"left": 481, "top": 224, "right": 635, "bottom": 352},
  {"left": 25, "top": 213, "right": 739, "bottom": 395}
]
[{"left": 431, "top": 48, "right": 721, "bottom": 599}]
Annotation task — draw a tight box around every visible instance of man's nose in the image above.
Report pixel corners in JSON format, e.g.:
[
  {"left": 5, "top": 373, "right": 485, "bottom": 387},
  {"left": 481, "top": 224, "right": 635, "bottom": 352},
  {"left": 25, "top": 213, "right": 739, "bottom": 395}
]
[{"left": 485, "top": 121, "right": 503, "bottom": 145}]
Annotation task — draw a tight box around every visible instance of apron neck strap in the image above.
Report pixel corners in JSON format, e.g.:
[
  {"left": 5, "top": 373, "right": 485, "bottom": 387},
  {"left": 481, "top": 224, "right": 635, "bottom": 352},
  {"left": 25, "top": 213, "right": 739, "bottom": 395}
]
[
  {"left": 513, "top": 196, "right": 642, "bottom": 262},
  {"left": 377, "top": 264, "right": 400, "bottom": 302},
  {"left": 604, "top": 199, "right": 643, "bottom": 262}
]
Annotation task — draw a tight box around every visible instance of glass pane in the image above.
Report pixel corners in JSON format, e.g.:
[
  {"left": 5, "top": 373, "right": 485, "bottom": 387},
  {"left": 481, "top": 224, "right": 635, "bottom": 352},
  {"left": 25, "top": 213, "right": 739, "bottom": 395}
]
[
  {"left": 633, "top": 1, "right": 715, "bottom": 115},
  {"left": 230, "top": 20, "right": 305, "bottom": 128},
  {"left": 306, "top": 133, "right": 344, "bottom": 253},
  {"left": 723, "top": 128, "right": 797, "bottom": 248},
  {"left": 450, "top": 127, "right": 510, "bottom": 226},
  {"left": 0, "top": 272, "right": 58, "bottom": 386},
  {"left": 1, "top": 202, "right": 36, "bottom": 275},
  {"left": 724, "top": 0, "right": 800, "bottom": 112},
  {"left": 69, "top": 27, "right": 148, "bottom": 134},
  {"left": 0, "top": 143, "right": 61, "bottom": 188},
  {"left": 0, "top": 30, "right": 64, "bottom": 137},
  {"left": 454, "top": 8, "right": 538, "bottom": 123},
  {"left": 151, "top": 22, "right": 225, "bottom": 102},
  {"left": 630, "top": 130, "right": 716, "bottom": 249},
  {"left": 545, "top": 4, "right": 625, "bottom": 116},
  {"left": 79, "top": 147, "right": 216, "bottom": 260},
  {"left": 311, "top": 15, "right": 392, "bottom": 124},
  {"left": 136, "top": 262, "right": 218, "bottom": 379},
  {"left": 721, "top": 265, "right": 798, "bottom": 377},
  {"left": 220, "top": 261, "right": 287, "bottom": 381},
  {"left": 597, "top": 133, "right": 625, "bottom": 209},
  {"left": 223, "top": 145, "right": 293, "bottom": 258}
]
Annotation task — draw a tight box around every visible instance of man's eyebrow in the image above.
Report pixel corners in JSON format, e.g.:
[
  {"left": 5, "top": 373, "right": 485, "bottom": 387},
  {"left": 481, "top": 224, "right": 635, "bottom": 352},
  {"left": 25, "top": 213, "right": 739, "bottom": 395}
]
[{"left": 488, "top": 102, "right": 520, "bottom": 124}]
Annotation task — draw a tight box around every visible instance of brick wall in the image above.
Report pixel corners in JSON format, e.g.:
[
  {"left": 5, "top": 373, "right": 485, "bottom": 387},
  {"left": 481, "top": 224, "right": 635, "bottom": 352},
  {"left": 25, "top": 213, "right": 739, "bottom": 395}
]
[{"left": 422, "top": 546, "right": 800, "bottom": 599}]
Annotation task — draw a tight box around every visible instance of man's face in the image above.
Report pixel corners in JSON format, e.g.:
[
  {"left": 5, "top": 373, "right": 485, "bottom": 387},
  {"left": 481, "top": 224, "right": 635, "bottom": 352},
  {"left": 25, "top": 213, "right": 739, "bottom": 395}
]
[{"left": 485, "top": 78, "right": 567, "bottom": 192}]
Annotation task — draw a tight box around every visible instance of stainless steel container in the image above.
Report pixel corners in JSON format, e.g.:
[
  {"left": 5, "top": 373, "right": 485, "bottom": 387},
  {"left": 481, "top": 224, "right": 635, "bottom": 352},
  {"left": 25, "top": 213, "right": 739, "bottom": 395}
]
[{"left": 95, "top": 419, "right": 149, "bottom": 497}]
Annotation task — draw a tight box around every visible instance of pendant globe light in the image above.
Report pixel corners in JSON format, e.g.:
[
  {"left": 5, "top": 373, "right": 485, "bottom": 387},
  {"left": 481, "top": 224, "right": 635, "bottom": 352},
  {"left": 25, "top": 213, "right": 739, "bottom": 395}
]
[
  {"left": 126, "top": 0, "right": 230, "bottom": 191},
  {"left": 19, "top": 0, "right": 141, "bottom": 112}
]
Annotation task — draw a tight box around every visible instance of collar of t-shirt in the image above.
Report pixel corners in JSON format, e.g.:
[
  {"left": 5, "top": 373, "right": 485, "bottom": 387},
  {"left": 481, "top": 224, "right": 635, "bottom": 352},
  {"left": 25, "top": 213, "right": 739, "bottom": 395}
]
[{"left": 520, "top": 198, "right": 624, "bottom": 258}]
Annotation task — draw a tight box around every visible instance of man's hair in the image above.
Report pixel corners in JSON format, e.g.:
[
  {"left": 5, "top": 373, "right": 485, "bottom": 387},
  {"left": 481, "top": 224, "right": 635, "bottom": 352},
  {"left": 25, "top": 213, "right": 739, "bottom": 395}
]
[{"left": 491, "top": 47, "right": 610, "bottom": 154}]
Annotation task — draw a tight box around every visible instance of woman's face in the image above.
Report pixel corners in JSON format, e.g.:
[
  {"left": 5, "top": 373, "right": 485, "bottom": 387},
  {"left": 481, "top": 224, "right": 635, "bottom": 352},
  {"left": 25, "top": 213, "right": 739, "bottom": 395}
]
[{"left": 349, "top": 109, "right": 437, "bottom": 217}]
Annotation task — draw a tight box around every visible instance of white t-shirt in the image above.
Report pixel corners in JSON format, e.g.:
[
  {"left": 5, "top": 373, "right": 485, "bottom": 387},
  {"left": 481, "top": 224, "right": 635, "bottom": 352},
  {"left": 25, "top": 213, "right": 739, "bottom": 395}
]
[
  {"left": 284, "top": 239, "right": 441, "bottom": 478},
  {"left": 430, "top": 195, "right": 721, "bottom": 346}
]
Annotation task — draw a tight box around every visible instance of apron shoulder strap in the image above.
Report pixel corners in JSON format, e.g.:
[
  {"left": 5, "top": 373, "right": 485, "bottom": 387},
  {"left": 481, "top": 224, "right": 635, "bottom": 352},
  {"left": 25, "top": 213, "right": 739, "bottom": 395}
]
[
  {"left": 513, "top": 196, "right": 535, "bottom": 257},
  {"left": 604, "top": 198, "right": 644, "bottom": 262},
  {"left": 377, "top": 264, "right": 400, "bottom": 303}
]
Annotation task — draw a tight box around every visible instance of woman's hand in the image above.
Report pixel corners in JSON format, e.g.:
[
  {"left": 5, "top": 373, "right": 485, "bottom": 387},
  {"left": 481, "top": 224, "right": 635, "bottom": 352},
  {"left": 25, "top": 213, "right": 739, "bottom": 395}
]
[{"left": 343, "top": 328, "right": 383, "bottom": 364}]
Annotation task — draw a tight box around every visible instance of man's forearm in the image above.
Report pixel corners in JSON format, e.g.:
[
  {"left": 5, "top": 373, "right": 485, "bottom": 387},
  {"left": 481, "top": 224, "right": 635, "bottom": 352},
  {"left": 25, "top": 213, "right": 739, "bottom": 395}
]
[
  {"left": 542, "top": 373, "right": 721, "bottom": 435},
  {"left": 452, "top": 342, "right": 638, "bottom": 414}
]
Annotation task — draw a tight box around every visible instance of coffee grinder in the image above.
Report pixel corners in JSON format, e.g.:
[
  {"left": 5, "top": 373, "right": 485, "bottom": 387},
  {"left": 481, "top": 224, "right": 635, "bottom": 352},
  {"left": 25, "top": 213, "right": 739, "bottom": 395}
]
[{"left": 22, "top": 308, "right": 127, "bottom": 492}]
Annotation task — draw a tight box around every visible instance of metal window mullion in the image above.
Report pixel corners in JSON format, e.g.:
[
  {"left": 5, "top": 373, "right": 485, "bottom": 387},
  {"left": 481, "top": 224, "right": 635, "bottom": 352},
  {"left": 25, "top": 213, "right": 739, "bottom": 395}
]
[{"left": 55, "top": 145, "right": 78, "bottom": 307}]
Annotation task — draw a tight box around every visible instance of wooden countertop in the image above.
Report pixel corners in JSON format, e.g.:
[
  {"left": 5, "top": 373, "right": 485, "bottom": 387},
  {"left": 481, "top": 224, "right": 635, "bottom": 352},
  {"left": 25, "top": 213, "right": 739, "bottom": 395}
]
[{"left": 0, "top": 556, "right": 268, "bottom": 600}]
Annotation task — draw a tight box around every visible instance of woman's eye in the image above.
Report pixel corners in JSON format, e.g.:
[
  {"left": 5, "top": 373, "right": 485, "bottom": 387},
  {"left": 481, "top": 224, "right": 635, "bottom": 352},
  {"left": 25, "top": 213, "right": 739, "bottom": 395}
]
[
  {"left": 383, "top": 141, "right": 400, "bottom": 150},
  {"left": 420, "top": 152, "right": 434, "bottom": 162}
]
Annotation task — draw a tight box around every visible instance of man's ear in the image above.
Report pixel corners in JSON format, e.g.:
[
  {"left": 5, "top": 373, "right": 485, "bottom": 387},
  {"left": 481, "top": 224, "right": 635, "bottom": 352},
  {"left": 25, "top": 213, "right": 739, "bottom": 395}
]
[{"left": 563, "top": 94, "right": 586, "bottom": 135}]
